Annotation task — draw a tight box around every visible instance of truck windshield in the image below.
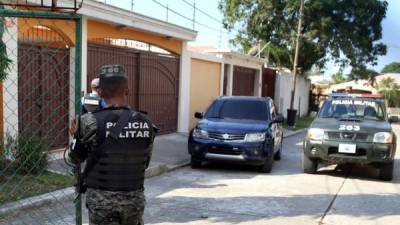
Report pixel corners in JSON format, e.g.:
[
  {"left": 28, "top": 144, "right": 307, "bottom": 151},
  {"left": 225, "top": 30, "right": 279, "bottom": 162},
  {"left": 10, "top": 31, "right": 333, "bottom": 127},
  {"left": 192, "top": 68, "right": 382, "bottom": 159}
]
[
  {"left": 206, "top": 99, "right": 269, "bottom": 121},
  {"left": 318, "top": 98, "right": 385, "bottom": 120}
]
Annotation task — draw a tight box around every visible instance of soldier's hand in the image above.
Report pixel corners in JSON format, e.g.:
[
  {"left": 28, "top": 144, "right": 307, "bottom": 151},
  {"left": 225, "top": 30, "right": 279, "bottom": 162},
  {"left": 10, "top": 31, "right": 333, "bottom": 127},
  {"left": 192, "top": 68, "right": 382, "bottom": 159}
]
[{"left": 69, "top": 118, "right": 77, "bottom": 137}]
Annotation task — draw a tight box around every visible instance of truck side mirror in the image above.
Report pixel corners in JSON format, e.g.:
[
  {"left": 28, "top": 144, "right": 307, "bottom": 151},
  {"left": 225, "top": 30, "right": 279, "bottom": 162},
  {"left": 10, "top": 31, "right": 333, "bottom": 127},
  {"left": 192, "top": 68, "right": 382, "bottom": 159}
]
[{"left": 389, "top": 115, "right": 399, "bottom": 123}]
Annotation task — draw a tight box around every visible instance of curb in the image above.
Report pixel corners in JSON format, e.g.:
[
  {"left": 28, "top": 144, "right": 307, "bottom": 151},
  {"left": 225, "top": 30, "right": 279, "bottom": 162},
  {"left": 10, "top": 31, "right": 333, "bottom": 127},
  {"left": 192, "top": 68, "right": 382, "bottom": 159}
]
[
  {"left": 0, "top": 161, "right": 190, "bottom": 217},
  {"left": 283, "top": 128, "right": 307, "bottom": 138}
]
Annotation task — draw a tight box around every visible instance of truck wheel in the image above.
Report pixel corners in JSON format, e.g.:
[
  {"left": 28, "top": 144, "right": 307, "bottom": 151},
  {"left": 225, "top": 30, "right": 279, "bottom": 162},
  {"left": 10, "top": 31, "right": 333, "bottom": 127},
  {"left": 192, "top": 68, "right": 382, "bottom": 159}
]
[
  {"left": 303, "top": 155, "right": 318, "bottom": 174},
  {"left": 379, "top": 161, "right": 394, "bottom": 181},
  {"left": 190, "top": 157, "right": 202, "bottom": 169},
  {"left": 259, "top": 151, "right": 274, "bottom": 173}
]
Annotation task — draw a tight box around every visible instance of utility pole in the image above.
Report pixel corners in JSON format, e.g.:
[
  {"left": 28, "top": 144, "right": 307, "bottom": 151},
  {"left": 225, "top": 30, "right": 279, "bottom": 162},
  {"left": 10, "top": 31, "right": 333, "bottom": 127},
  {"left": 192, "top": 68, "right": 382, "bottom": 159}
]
[{"left": 288, "top": 0, "right": 304, "bottom": 125}]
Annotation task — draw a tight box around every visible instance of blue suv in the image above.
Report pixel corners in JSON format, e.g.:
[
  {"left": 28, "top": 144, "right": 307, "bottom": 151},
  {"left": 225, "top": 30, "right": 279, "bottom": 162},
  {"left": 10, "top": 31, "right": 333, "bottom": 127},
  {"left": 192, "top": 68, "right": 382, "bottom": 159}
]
[{"left": 188, "top": 96, "right": 284, "bottom": 173}]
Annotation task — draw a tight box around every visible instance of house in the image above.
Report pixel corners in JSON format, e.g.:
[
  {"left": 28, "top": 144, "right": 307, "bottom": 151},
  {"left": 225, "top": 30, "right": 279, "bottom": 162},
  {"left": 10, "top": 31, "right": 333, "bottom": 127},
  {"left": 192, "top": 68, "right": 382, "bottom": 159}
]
[
  {"left": 1, "top": 0, "right": 197, "bottom": 152},
  {"left": 329, "top": 73, "right": 400, "bottom": 94}
]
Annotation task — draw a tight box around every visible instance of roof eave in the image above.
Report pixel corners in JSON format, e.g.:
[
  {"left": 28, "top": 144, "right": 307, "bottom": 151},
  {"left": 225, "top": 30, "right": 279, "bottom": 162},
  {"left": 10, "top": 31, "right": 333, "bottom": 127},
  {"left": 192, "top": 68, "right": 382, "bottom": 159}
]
[{"left": 60, "top": 0, "right": 198, "bottom": 41}]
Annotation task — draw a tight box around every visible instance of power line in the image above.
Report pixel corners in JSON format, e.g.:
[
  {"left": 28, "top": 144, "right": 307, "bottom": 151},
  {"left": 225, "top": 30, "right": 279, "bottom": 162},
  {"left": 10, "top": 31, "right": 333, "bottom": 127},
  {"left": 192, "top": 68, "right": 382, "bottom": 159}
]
[
  {"left": 181, "top": 0, "right": 221, "bottom": 24},
  {"left": 151, "top": 0, "right": 193, "bottom": 23},
  {"left": 151, "top": 0, "right": 237, "bottom": 37},
  {"left": 180, "top": 0, "right": 241, "bottom": 34}
]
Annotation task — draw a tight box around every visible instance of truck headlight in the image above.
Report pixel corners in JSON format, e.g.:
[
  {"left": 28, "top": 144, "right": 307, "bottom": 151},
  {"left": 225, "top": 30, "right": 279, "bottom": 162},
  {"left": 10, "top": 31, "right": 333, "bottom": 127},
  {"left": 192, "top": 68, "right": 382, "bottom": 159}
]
[
  {"left": 245, "top": 133, "right": 266, "bottom": 143},
  {"left": 193, "top": 128, "right": 209, "bottom": 139},
  {"left": 373, "top": 132, "right": 393, "bottom": 144},
  {"left": 307, "top": 128, "right": 324, "bottom": 141}
]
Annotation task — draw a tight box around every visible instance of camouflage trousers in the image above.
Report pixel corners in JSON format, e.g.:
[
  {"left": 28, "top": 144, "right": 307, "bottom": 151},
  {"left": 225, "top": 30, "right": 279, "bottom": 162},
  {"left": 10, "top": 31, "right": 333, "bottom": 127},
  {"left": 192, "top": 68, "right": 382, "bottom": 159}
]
[{"left": 86, "top": 188, "right": 146, "bottom": 225}]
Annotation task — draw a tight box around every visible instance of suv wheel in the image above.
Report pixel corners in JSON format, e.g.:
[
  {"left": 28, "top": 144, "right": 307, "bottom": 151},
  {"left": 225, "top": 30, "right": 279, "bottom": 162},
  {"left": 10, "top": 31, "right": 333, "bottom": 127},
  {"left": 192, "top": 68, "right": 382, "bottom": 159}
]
[
  {"left": 259, "top": 151, "right": 274, "bottom": 173},
  {"left": 274, "top": 148, "right": 281, "bottom": 161},
  {"left": 190, "top": 157, "right": 202, "bottom": 169},
  {"left": 379, "top": 161, "right": 394, "bottom": 181},
  {"left": 274, "top": 137, "right": 283, "bottom": 161},
  {"left": 303, "top": 155, "right": 318, "bottom": 174}
]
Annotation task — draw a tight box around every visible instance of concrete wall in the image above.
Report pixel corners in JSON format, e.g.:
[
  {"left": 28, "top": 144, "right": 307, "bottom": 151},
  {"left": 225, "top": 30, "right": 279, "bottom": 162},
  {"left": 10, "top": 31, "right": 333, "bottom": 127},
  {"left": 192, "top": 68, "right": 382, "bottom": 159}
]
[
  {"left": 189, "top": 58, "right": 221, "bottom": 129},
  {"left": 275, "top": 71, "right": 310, "bottom": 118}
]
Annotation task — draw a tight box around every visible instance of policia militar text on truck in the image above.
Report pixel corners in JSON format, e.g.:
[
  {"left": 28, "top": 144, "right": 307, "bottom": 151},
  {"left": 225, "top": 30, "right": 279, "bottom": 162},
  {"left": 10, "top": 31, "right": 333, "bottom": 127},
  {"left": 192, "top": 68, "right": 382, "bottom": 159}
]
[{"left": 303, "top": 93, "right": 398, "bottom": 181}]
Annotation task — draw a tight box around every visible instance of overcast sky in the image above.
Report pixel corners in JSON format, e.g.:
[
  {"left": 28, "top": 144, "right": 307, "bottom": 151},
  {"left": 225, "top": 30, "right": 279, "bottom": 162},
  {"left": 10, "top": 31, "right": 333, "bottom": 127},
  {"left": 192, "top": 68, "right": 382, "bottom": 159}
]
[{"left": 103, "top": 0, "right": 399, "bottom": 76}]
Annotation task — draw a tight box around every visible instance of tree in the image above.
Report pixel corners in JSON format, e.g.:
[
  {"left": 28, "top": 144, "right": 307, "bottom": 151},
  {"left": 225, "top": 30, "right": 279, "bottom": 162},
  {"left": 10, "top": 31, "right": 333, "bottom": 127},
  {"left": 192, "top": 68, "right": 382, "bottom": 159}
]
[
  {"left": 381, "top": 62, "right": 400, "bottom": 73},
  {"left": 377, "top": 77, "right": 400, "bottom": 107},
  {"left": 219, "top": 0, "right": 387, "bottom": 77},
  {"left": 347, "top": 66, "right": 378, "bottom": 84},
  {"left": 331, "top": 71, "right": 347, "bottom": 84}
]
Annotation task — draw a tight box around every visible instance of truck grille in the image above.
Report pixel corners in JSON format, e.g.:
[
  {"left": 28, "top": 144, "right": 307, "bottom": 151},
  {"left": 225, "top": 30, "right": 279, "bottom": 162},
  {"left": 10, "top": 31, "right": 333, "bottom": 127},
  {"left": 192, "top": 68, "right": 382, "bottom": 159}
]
[
  {"left": 326, "top": 132, "right": 370, "bottom": 142},
  {"left": 208, "top": 132, "right": 245, "bottom": 141},
  {"left": 328, "top": 147, "right": 367, "bottom": 157}
]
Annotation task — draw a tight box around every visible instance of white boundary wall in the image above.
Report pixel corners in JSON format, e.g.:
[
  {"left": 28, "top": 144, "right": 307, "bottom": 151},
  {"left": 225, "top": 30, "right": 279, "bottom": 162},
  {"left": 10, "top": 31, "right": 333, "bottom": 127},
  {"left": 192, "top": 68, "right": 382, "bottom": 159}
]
[{"left": 275, "top": 70, "right": 310, "bottom": 118}]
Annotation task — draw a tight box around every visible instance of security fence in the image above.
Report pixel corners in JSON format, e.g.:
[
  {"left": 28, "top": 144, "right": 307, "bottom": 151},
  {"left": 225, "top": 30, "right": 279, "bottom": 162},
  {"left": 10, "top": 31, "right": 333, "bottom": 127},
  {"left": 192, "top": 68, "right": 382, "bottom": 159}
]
[{"left": 0, "top": 8, "right": 82, "bottom": 225}]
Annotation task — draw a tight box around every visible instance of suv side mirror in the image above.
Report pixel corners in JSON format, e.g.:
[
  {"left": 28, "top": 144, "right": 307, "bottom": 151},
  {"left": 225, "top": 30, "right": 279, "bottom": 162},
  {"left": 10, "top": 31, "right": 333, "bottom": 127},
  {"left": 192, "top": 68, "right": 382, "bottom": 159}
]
[
  {"left": 194, "top": 112, "right": 204, "bottom": 119},
  {"left": 274, "top": 114, "right": 285, "bottom": 123},
  {"left": 269, "top": 114, "right": 284, "bottom": 128},
  {"left": 389, "top": 115, "right": 399, "bottom": 123}
]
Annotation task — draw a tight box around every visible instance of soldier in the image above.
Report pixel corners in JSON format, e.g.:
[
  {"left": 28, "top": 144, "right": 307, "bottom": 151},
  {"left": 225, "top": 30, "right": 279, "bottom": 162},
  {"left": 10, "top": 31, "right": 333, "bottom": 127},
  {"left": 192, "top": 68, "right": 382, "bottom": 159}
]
[
  {"left": 81, "top": 78, "right": 107, "bottom": 114},
  {"left": 69, "top": 65, "right": 155, "bottom": 225}
]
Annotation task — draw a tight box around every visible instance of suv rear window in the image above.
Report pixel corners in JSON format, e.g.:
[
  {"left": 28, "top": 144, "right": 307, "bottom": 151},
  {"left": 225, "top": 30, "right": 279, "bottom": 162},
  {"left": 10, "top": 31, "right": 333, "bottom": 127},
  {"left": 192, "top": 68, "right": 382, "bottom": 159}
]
[
  {"left": 319, "top": 98, "right": 386, "bottom": 120},
  {"left": 206, "top": 99, "right": 269, "bottom": 121}
]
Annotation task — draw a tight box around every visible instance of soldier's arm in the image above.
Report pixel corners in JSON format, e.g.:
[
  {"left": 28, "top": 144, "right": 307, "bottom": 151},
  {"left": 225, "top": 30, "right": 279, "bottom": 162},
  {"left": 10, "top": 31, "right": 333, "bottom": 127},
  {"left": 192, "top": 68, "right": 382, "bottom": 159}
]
[
  {"left": 145, "top": 124, "right": 159, "bottom": 169},
  {"left": 68, "top": 114, "right": 97, "bottom": 164}
]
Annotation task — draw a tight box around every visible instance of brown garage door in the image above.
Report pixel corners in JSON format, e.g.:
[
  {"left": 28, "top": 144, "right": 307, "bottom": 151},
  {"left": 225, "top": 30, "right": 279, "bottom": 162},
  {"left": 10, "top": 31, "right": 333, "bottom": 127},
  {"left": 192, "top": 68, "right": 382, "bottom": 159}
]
[
  {"left": 232, "top": 66, "right": 256, "bottom": 96},
  {"left": 18, "top": 44, "right": 70, "bottom": 149},
  {"left": 87, "top": 42, "right": 180, "bottom": 133},
  {"left": 262, "top": 68, "right": 276, "bottom": 99}
]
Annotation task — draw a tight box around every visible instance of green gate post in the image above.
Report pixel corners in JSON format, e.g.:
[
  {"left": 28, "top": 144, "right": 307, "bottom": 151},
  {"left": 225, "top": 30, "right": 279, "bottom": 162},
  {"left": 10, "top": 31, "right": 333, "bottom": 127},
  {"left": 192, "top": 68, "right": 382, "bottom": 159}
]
[
  {"left": 74, "top": 14, "right": 83, "bottom": 225},
  {"left": 0, "top": 8, "right": 83, "bottom": 225}
]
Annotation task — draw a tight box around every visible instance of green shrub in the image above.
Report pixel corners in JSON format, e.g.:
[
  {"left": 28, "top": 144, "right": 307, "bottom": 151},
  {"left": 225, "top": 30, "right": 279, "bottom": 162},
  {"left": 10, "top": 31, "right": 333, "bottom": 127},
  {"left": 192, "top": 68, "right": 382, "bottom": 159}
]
[{"left": 2, "top": 134, "right": 49, "bottom": 174}]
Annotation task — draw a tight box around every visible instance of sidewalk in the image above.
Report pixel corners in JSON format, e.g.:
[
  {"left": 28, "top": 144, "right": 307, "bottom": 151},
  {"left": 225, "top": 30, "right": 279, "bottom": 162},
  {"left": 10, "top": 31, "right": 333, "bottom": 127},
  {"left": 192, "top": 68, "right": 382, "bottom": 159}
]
[
  {"left": 0, "top": 133, "right": 190, "bottom": 218},
  {"left": 48, "top": 133, "right": 190, "bottom": 177}
]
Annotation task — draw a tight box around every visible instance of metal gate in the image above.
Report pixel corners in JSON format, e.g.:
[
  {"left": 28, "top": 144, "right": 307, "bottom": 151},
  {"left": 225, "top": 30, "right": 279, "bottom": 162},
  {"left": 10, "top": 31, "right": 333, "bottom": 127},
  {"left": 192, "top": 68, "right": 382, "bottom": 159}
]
[
  {"left": 87, "top": 42, "right": 180, "bottom": 133},
  {"left": 262, "top": 68, "right": 276, "bottom": 99},
  {"left": 232, "top": 66, "right": 256, "bottom": 96},
  {"left": 18, "top": 44, "right": 70, "bottom": 149},
  {"left": 0, "top": 8, "right": 83, "bottom": 225}
]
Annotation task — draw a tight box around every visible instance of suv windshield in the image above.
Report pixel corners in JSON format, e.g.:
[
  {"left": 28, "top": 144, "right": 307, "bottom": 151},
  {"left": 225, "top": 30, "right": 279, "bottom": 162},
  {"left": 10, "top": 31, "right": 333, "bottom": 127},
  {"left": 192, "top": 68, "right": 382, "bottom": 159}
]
[
  {"left": 206, "top": 99, "right": 269, "bottom": 121},
  {"left": 319, "top": 98, "right": 386, "bottom": 120}
]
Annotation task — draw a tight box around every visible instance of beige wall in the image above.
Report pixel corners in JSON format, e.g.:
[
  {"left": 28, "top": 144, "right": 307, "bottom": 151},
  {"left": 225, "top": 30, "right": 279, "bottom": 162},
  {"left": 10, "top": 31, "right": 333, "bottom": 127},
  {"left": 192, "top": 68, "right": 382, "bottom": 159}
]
[{"left": 189, "top": 59, "right": 222, "bottom": 129}]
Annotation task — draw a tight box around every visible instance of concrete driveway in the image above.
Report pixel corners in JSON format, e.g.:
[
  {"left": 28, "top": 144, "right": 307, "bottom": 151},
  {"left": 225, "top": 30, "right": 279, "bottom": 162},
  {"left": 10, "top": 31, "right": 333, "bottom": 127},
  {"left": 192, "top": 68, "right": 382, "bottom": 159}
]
[
  {"left": 2, "top": 126, "right": 399, "bottom": 225},
  {"left": 143, "top": 124, "right": 400, "bottom": 225}
]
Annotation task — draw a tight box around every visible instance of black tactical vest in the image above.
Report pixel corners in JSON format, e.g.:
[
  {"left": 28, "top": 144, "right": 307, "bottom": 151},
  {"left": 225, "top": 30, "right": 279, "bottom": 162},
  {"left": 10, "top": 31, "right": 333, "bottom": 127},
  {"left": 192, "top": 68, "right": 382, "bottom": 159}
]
[
  {"left": 82, "top": 93, "right": 101, "bottom": 113},
  {"left": 85, "top": 107, "right": 154, "bottom": 192}
]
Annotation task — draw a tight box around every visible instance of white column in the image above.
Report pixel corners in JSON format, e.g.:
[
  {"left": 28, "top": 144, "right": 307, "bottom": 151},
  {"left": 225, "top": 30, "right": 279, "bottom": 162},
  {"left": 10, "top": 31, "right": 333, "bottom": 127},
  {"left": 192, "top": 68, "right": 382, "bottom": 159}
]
[
  {"left": 219, "top": 63, "right": 224, "bottom": 96},
  {"left": 177, "top": 41, "right": 191, "bottom": 133},
  {"left": 254, "top": 67, "right": 262, "bottom": 97},
  {"left": 81, "top": 16, "right": 88, "bottom": 93},
  {"left": 227, "top": 64, "right": 233, "bottom": 96},
  {"left": 3, "top": 17, "right": 18, "bottom": 140}
]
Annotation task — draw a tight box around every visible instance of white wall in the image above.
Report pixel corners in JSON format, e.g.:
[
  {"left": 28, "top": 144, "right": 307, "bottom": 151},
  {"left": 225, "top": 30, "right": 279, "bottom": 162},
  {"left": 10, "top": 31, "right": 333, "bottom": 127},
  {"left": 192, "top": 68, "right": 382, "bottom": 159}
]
[
  {"left": 2, "top": 17, "right": 18, "bottom": 139},
  {"left": 275, "top": 71, "right": 310, "bottom": 118}
]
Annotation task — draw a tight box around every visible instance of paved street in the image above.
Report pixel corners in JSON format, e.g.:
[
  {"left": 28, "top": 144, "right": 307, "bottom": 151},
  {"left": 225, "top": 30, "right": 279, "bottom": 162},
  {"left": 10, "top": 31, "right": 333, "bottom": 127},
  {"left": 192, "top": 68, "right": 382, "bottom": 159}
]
[
  {"left": 1, "top": 125, "right": 399, "bottom": 225},
  {"left": 144, "top": 124, "right": 400, "bottom": 225}
]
